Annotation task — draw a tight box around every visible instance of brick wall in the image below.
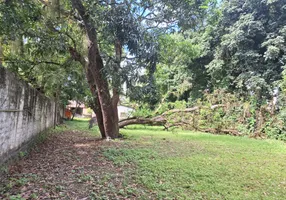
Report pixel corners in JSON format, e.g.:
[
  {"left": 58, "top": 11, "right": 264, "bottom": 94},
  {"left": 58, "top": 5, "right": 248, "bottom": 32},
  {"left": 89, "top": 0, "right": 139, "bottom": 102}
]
[{"left": 0, "top": 66, "right": 62, "bottom": 163}]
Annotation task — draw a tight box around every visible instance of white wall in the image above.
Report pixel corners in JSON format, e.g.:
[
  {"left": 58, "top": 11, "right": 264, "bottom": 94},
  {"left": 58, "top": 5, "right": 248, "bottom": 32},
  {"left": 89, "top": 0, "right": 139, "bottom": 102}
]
[
  {"left": 90, "top": 105, "right": 133, "bottom": 120},
  {"left": 0, "top": 67, "right": 62, "bottom": 163},
  {"left": 118, "top": 105, "right": 133, "bottom": 120}
]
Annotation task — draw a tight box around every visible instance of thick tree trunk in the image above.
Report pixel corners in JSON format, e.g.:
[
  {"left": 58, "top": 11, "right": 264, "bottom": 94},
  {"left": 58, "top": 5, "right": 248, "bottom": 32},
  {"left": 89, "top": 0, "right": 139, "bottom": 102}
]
[
  {"left": 112, "top": 88, "right": 119, "bottom": 135},
  {"left": 69, "top": 45, "right": 107, "bottom": 139},
  {"left": 118, "top": 104, "right": 242, "bottom": 137},
  {"left": 86, "top": 68, "right": 106, "bottom": 138},
  {"left": 119, "top": 116, "right": 240, "bottom": 136},
  {"left": 89, "top": 45, "right": 118, "bottom": 138},
  {"left": 111, "top": 39, "right": 122, "bottom": 136},
  {"left": 91, "top": 100, "right": 106, "bottom": 138},
  {"left": 71, "top": 0, "right": 119, "bottom": 138}
]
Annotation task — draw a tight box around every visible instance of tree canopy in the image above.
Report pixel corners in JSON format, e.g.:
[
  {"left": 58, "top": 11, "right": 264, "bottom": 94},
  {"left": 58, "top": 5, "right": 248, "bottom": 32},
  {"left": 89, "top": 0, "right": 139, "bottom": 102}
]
[{"left": 1, "top": 0, "right": 286, "bottom": 140}]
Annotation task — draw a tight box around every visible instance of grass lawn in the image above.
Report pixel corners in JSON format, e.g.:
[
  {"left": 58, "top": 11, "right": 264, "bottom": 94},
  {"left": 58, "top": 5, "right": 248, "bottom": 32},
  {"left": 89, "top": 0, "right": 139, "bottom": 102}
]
[
  {"left": 1, "top": 119, "right": 286, "bottom": 199},
  {"left": 105, "top": 125, "right": 286, "bottom": 200}
]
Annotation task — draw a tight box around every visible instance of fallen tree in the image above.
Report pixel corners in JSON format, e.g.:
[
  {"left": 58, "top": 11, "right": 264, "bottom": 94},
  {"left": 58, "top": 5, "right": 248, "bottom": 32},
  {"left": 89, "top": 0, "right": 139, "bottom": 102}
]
[
  {"left": 119, "top": 116, "right": 167, "bottom": 128},
  {"left": 118, "top": 104, "right": 243, "bottom": 136},
  {"left": 119, "top": 104, "right": 226, "bottom": 127},
  {"left": 118, "top": 89, "right": 283, "bottom": 139}
]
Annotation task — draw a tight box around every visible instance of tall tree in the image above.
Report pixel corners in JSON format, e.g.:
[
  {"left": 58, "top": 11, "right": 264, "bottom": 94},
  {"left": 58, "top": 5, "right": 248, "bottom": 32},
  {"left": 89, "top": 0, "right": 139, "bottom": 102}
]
[
  {"left": 205, "top": 0, "right": 286, "bottom": 100},
  {"left": 0, "top": 0, "right": 215, "bottom": 137}
]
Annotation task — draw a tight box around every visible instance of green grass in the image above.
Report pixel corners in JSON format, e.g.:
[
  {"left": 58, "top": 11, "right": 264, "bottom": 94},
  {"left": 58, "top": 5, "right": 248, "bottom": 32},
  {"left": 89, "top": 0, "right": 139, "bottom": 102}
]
[
  {"left": 103, "top": 125, "right": 286, "bottom": 200},
  {"left": 61, "top": 118, "right": 100, "bottom": 136},
  {"left": 24, "top": 119, "right": 286, "bottom": 199}
]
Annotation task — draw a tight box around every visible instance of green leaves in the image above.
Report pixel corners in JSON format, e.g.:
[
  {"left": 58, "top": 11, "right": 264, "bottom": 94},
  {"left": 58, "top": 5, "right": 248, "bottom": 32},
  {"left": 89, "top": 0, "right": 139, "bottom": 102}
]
[
  {"left": 0, "top": 0, "right": 41, "bottom": 39},
  {"left": 201, "top": 0, "right": 286, "bottom": 98},
  {"left": 155, "top": 34, "right": 201, "bottom": 102}
]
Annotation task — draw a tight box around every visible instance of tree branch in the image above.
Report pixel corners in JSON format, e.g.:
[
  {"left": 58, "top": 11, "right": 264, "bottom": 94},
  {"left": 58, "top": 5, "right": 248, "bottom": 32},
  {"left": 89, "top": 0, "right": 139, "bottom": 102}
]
[
  {"left": 71, "top": 0, "right": 97, "bottom": 42},
  {"left": 119, "top": 104, "right": 227, "bottom": 129},
  {"left": 68, "top": 47, "right": 86, "bottom": 67},
  {"left": 5, "top": 59, "right": 63, "bottom": 66}
]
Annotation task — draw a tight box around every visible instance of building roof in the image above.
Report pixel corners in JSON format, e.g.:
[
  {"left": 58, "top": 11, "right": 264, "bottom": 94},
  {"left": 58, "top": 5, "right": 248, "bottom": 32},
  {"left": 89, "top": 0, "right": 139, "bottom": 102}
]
[{"left": 66, "top": 100, "right": 85, "bottom": 108}]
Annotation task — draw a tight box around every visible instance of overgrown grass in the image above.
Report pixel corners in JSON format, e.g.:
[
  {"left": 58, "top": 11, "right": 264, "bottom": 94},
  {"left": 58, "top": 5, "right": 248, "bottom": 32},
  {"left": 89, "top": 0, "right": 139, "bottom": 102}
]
[{"left": 103, "top": 125, "right": 286, "bottom": 199}]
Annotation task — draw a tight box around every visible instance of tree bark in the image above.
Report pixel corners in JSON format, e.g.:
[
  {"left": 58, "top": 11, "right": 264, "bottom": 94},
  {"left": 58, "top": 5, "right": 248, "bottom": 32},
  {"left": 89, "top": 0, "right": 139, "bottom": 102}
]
[
  {"left": 112, "top": 88, "right": 119, "bottom": 134},
  {"left": 118, "top": 104, "right": 243, "bottom": 137},
  {"left": 89, "top": 44, "right": 118, "bottom": 138},
  {"left": 71, "top": 0, "right": 119, "bottom": 138},
  {"left": 119, "top": 116, "right": 241, "bottom": 136},
  {"left": 68, "top": 45, "right": 107, "bottom": 138},
  {"left": 90, "top": 99, "right": 106, "bottom": 138},
  {"left": 85, "top": 68, "right": 106, "bottom": 138},
  {"left": 119, "top": 116, "right": 167, "bottom": 128},
  {"left": 111, "top": 39, "right": 122, "bottom": 137}
]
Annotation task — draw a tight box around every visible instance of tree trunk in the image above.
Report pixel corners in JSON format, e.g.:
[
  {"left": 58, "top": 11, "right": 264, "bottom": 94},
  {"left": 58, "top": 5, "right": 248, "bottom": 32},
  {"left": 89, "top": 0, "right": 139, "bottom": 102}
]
[
  {"left": 85, "top": 68, "right": 106, "bottom": 138},
  {"left": 89, "top": 45, "right": 118, "bottom": 138},
  {"left": 119, "top": 116, "right": 167, "bottom": 128},
  {"left": 71, "top": 101, "right": 79, "bottom": 121},
  {"left": 111, "top": 39, "right": 122, "bottom": 136},
  {"left": 118, "top": 104, "right": 244, "bottom": 137},
  {"left": 92, "top": 106, "right": 106, "bottom": 138},
  {"left": 90, "top": 96, "right": 106, "bottom": 138},
  {"left": 112, "top": 88, "right": 119, "bottom": 135},
  {"left": 119, "top": 116, "right": 241, "bottom": 137},
  {"left": 68, "top": 44, "right": 107, "bottom": 138},
  {"left": 71, "top": 0, "right": 119, "bottom": 138}
]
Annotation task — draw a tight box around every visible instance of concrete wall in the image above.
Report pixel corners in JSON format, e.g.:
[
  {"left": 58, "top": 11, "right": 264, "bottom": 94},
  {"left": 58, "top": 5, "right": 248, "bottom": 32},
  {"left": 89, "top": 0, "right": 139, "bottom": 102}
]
[{"left": 0, "top": 66, "right": 62, "bottom": 163}]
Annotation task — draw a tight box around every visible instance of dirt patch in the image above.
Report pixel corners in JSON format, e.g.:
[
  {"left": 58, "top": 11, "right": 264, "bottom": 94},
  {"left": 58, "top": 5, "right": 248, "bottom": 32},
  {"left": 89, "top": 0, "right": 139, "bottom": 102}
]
[{"left": 0, "top": 130, "right": 143, "bottom": 199}]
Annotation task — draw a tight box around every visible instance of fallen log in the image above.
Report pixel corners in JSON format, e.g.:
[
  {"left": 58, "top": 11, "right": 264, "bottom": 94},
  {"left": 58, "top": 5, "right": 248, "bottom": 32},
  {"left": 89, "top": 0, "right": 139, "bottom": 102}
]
[
  {"left": 119, "top": 116, "right": 167, "bottom": 128},
  {"left": 118, "top": 104, "right": 248, "bottom": 137},
  {"left": 119, "top": 104, "right": 226, "bottom": 128}
]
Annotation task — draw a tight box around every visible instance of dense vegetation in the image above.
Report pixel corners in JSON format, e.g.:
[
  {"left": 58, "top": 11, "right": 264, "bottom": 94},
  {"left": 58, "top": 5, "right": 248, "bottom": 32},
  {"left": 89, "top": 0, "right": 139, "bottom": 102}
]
[{"left": 0, "top": 0, "right": 286, "bottom": 140}]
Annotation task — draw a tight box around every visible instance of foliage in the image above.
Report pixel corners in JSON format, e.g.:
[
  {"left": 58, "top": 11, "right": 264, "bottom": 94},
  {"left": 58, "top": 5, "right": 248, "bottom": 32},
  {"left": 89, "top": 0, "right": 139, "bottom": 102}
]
[
  {"left": 153, "top": 0, "right": 286, "bottom": 104},
  {"left": 132, "top": 100, "right": 188, "bottom": 118},
  {"left": 203, "top": 0, "right": 286, "bottom": 99},
  {"left": 132, "top": 104, "right": 153, "bottom": 118},
  {"left": 194, "top": 90, "right": 286, "bottom": 140},
  {"left": 155, "top": 34, "right": 201, "bottom": 102},
  {"left": 0, "top": 0, "right": 214, "bottom": 111},
  {"left": 131, "top": 89, "right": 286, "bottom": 141},
  {"left": 0, "top": 0, "right": 89, "bottom": 106},
  {"left": 1, "top": 0, "right": 286, "bottom": 141}
]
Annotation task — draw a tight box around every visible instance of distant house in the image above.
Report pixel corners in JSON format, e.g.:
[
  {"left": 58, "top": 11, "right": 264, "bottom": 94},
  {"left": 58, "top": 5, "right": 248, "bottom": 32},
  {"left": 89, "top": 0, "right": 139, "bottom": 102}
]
[
  {"left": 66, "top": 100, "right": 134, "bottom": 120},
  {"left": 117, "top": 105, "right": 134, "bottom": 120},
  {"left": 66, "top": 101, "right": 86, "bottom": 116}
]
